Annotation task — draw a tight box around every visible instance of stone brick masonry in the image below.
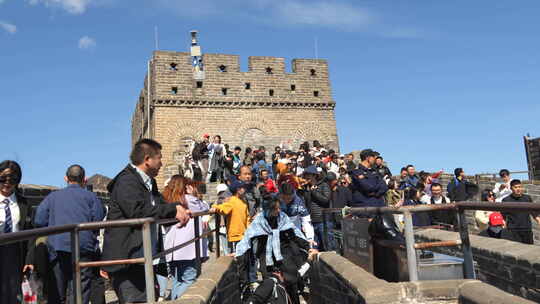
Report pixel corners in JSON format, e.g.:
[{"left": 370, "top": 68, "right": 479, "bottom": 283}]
[{"left": 131, "top": 50, "right": 339, "bottom": 187}]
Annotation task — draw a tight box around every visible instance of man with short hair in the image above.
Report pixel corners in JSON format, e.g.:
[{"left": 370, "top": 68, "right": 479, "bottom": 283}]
[
  {"left": 402, "top": 165, "right": 419, "bottom": 188},
  {"left": 102, "top": 139, "right": 191, "bottom": 303},
  {"left": 493, "top": 169, "right": 512, "bottom": 202},
  {"left": 34, "top": 165, "right": 105, "bottom": 304},
  {"left": 238, "top": 165, "right": 262, "bottom": 217},
  {"left": 447, "top": 168, "right": 478, "bottom": 202},
  {"left": 345, "top": 153, "right": 356, "bottom": 171},
  {"left": 502, "top": 179, "right": 540, "bottom": 244},
  {"left": 373, "top": 156, "right": 392, "bottom": 182},
  {"left": 232, "top": 146, "right": 242, "bottom": 175},
  {"left": 420, "top": 183, "right": 455, "bottom": 227}
]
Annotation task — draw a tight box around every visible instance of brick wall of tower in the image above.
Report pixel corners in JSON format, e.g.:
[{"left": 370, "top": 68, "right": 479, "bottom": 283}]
[{"left": 153, "top": 106, "right": 339, "bottom": 187}]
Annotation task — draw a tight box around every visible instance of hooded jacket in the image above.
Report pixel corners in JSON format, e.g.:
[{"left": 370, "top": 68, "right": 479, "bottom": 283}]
[{"left": 101, "top": 165, "right": 178, "bottom": 273}]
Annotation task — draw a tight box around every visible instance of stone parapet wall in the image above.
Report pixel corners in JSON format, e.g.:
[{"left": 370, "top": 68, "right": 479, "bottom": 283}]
[
  {"left": 172, "top": 256, "right": 240, "bottom": 304},
  {"left": 415, "top": 228, "right": 540, "bottom": 302},
  {"left": 313, "top": 252, "right": 532, "bottom": 304}
]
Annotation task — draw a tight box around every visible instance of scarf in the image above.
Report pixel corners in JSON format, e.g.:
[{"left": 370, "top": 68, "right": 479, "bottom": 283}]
[{"left": 235, "top": 211, "right": 305, "bottom": 266}]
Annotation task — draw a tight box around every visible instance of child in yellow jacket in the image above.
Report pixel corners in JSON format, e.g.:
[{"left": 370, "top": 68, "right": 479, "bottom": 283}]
[{"left": 210, "top": 180, "right": 249, "bottom": 252}]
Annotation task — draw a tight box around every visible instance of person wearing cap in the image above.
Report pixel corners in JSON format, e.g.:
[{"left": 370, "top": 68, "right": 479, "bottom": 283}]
[
  {"left": 210, "top": 180, "right": 250, "bottom": 253},
  {"left": 298, "top": 165, "right": 334, "bottom": 251},
  {"left": 447, "top": 168, "right": 478, "bottom": 202},
  {"left": 493, "top": 169, "right": 512, "bottom": 202},
  {"left": 349, "top": 149, "right": 388, "bottom": 209}
]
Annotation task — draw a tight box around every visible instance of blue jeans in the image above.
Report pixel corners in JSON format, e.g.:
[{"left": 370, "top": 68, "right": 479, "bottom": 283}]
[
  {"left": 170, "top": 260, "right": 198, "bottom": 299},
  {"left": 313, "top": 221, "right": 336, "bottom": 251}
]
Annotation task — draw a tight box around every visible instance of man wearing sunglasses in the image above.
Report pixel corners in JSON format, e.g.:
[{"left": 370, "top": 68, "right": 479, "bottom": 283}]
[{"left": 0, "top": 160, "right": 34, "bottom": 304}]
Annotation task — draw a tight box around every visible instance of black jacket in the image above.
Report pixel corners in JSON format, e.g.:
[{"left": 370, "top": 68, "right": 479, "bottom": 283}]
[
  {"left": 301, "top": 179, "right": 331, "bottom": 223},
  {"left": 101, "top": 165, "right": 178, "bottom": 273},
  {"left": 237, "top": 228, "right": 309, "bottom": 286},
  {"left": 447, "top": 178, "right": 478, "bottom": 202},
  {"left": 502, "top": 194, "right": 535, "bottom": 230}
]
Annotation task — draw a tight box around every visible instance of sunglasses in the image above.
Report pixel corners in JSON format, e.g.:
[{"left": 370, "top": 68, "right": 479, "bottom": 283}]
[{"left": 0, "top": 176, "right": 17, "bottom": 185}]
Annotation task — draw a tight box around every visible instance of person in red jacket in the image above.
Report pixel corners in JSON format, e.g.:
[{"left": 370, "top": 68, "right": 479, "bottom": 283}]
[{"left": 259, "top": 169, "right": 278, "bottom": 193}]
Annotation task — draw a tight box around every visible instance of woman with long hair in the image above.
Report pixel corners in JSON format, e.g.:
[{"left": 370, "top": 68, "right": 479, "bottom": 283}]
[{"left": 162, "top": 175, "right": 209, "bottom": 299}]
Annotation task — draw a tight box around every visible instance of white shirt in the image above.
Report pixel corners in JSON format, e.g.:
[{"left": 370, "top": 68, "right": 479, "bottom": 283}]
[
  {"left": 0, "top": 193, "right": 20, "bottom": 233},
  {"left": 131, "top": 164, "right": 155, "bottom": 206},
  {"left": 420, "top": 194, "right": 450, "bottom": 205},
  {"left": 493, "top": 181, "right": 512, "bottom": 202}
]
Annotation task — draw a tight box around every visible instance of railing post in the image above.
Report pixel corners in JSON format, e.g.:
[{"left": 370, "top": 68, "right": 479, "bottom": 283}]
[
  {"left": 403, "top": 211, "right": 419, "bottom": 281},
  {"left": 457, "top": 208, "right": 476, "bottom": 279},
  {"left": 215, "top": 214, "right": 221, "bottom": 258},
  {"left": 142, "top": 221, "right": 156, "bottom": 303},
  {"left": 71, "top": 228, "right": 82, "bottom": 304},
  {"left": 194, "top": 216, "right": 202, "bottom": 276},
  {"left": 322, "top": 211, "right": 329, "bottom": 251}
]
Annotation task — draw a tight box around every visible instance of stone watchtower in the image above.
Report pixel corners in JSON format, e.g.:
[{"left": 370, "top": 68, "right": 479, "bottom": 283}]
[{"left": 131, "top": 32, "right": 339, "bottom": 187}]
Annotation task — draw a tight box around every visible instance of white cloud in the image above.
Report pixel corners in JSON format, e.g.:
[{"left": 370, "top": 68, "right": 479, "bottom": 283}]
[
  {"left": 158, "top": 0, "right": 374, "bottom": 30},
  {"left": 78, "top": 35, "right": 96, "bottom": 49},
  {"left": 27, "top": 0, "right": 94, "bottom": 14},
  {"left": 273, "top": 1, "right": 373, "bottom": 30},
  {"left": 0, "top": 21, "right": 17, "bottom": 34}
]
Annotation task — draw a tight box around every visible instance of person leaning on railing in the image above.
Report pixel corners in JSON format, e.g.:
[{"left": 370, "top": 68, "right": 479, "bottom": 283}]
[
  {"left": 162, "top": 175, "right": 209, "bottom": 300},
  {"left": 101, "top": 139, "right": 191, "bottom": 304},
  {"left": 0, "top": 160, "right": 35, "bottom": 304}
]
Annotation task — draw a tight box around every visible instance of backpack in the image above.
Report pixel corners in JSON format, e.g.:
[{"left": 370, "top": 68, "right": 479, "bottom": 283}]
[{"left": 244, "top": 277, "right": 292, "bottom": 304}]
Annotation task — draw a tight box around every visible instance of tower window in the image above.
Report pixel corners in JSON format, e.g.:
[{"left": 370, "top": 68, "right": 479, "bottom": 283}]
[
  {"left": 196, "top": 81, "right": 203, "bottom": 88},
  {"left": 313, "top": 91, "right": 319, "bottom": 97},
  {"left": 171, "top": 87, "right": 178, "bottom": 94},
  {"left": 244, "top": 82, "right": 251, "bottom": 90},
  {"left": 265, "top": 67, "right": 273, "bottom": 74},
  {"left": 310, "top": 69, "right": 316, "bottom": 76},
  {"left": 219, "top": 65, "right": 227, "bottom": 72},
  {"left": 269, "top": 89, "right": 274, "bottom": 96},
  {"left": 222, "top": 88, "right": 228, "bottom": 95},
  {"left": 290, "top": 84, "right": 296, "bottom": 91},
  {"left": 170, "top": 63, "right": 177, "bottom": 71}
]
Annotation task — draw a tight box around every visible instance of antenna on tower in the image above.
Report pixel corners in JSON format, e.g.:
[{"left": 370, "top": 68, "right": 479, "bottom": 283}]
[{"left": 154, "top": 26, "right": 159, "bottom": 50}]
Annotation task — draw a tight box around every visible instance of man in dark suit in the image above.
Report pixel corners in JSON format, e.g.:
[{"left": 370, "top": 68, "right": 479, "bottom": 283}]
[
  {"left": 102, "top": 139, "right": 191, "bottom": 303},
  {"left": 0, "top": 160, "right": 34, "bottom": 303}
]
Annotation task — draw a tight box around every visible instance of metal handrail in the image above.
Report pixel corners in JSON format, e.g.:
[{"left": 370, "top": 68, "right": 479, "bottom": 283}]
[
  {"left": 0, "top": 210, "right": 221, "bottom": 304},
  {"left": 321, "top": 201, "right": 540, "bottom": 282}
]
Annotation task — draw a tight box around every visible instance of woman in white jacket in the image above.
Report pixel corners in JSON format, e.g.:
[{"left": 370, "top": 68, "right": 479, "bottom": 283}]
[{"left": 162, "top": 176, "right": 209, "bottom": 300}]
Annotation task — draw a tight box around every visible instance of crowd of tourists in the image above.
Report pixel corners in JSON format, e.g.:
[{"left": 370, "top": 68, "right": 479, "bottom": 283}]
[{"left": 0, "top": 137, "right": 539, "bottom": 303}]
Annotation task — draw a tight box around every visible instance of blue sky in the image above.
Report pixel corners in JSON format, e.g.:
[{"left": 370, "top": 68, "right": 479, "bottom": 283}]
[{"left": 1, "top": 0, "right": 539, "bottom": 186}]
